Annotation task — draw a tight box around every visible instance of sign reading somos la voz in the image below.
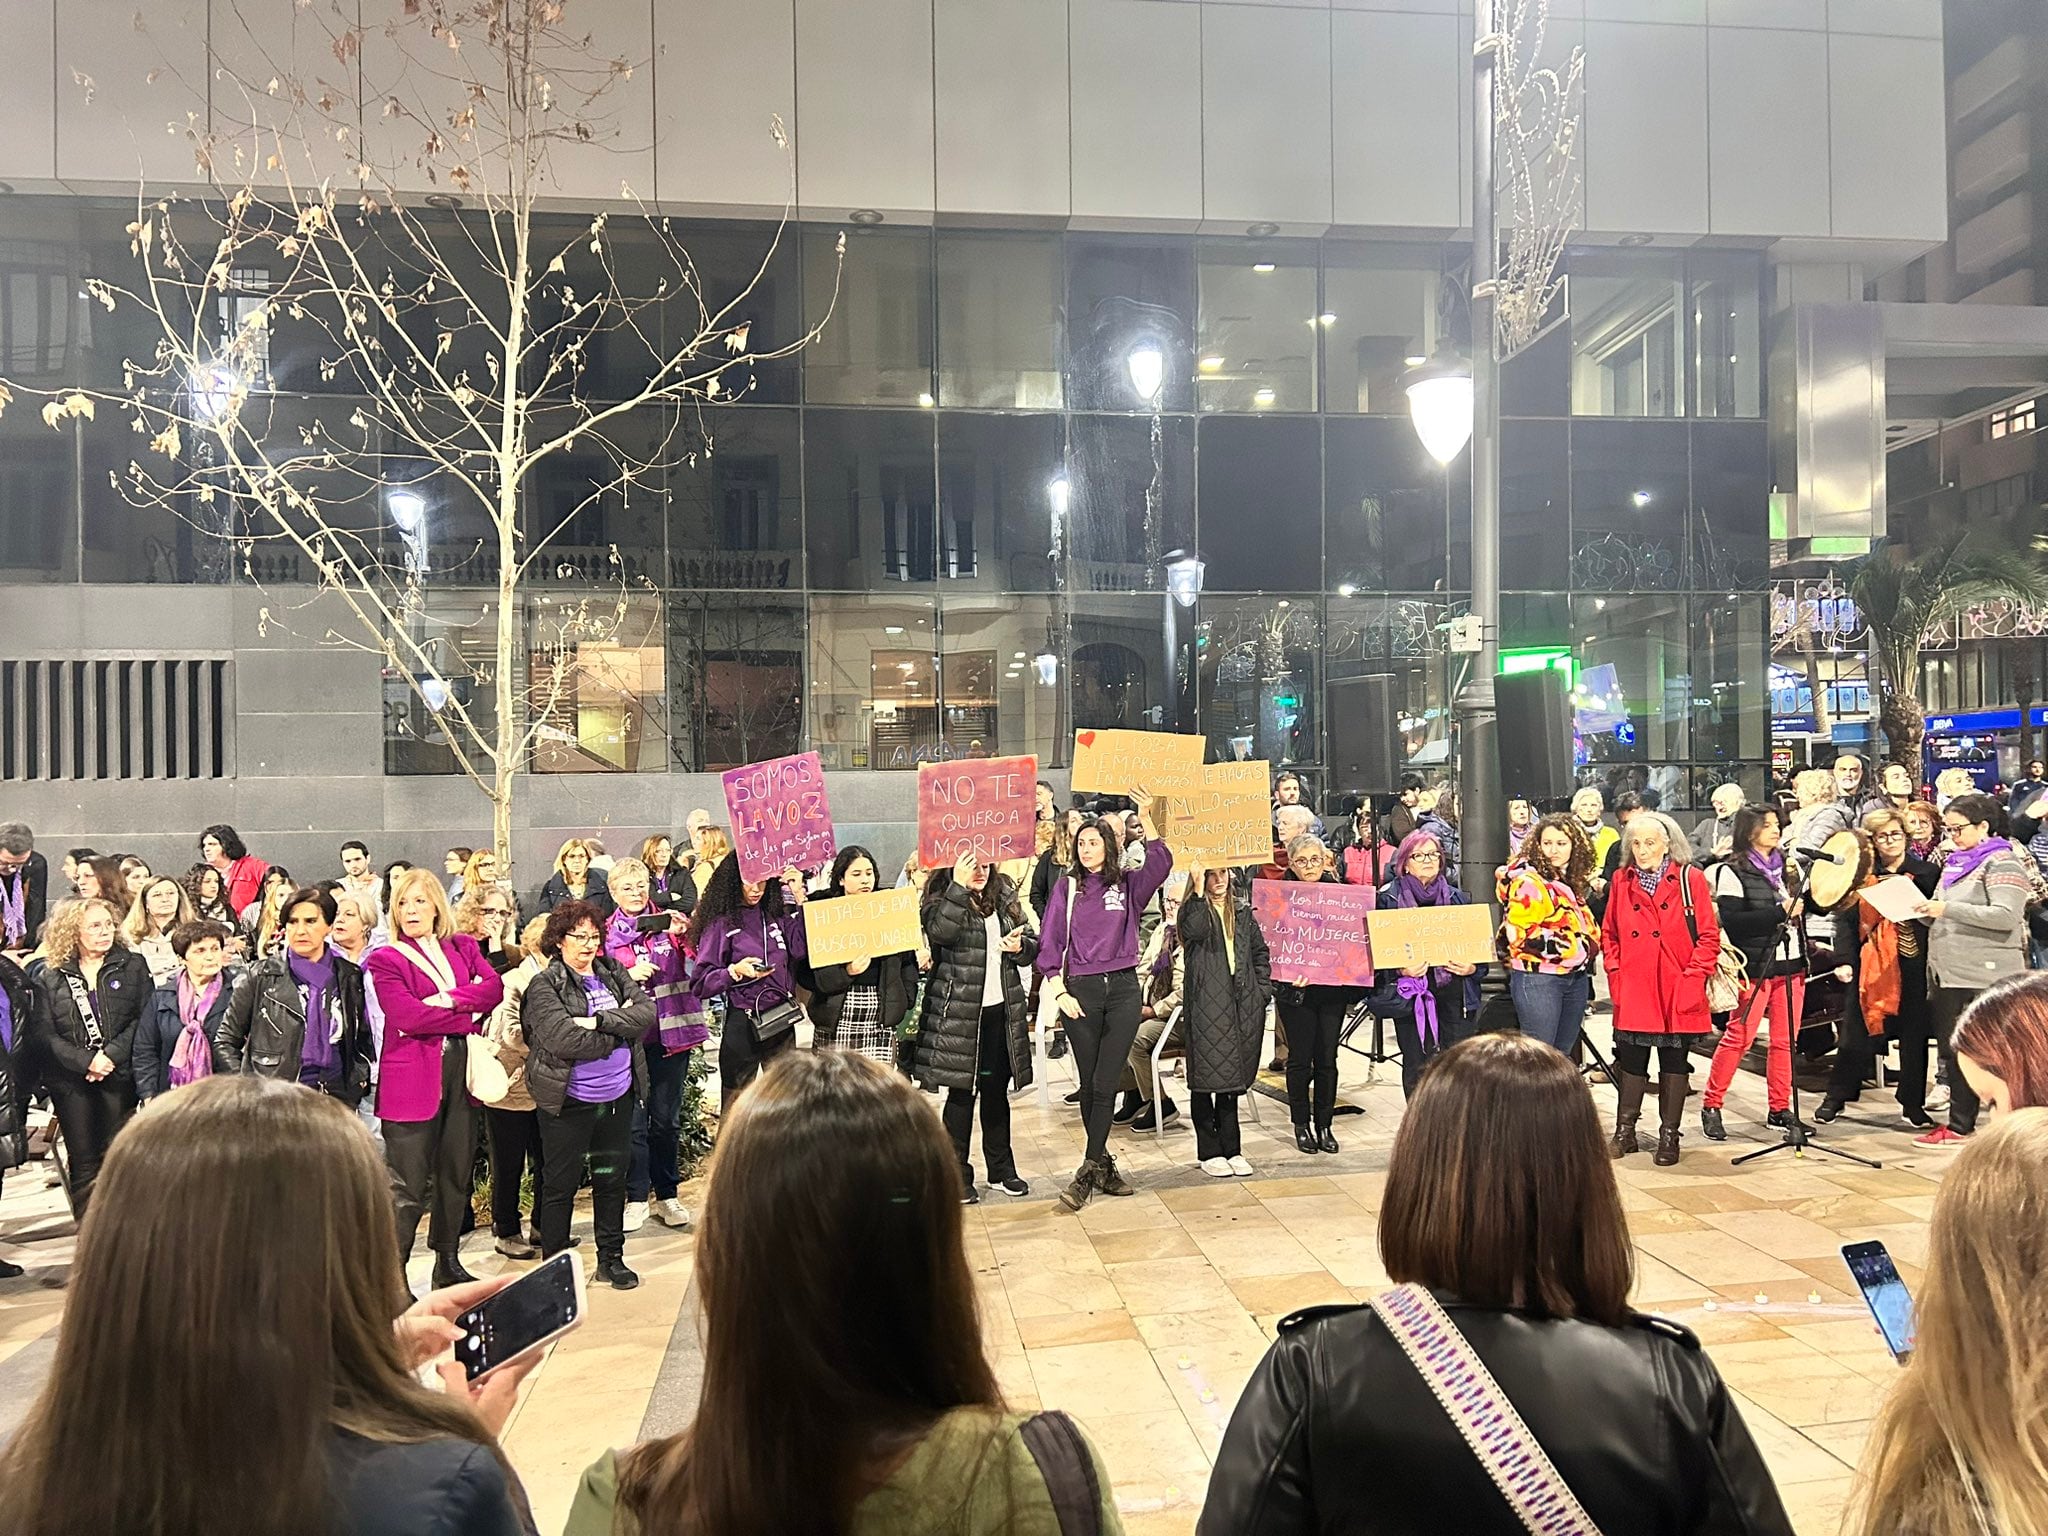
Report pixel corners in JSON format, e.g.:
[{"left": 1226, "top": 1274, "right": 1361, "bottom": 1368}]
[
  {"left": 721, "top": 750, "right": 837, "bottom": 883},
  {"left": 917, "top": 755, "right": 1039, "bottom": 867}
]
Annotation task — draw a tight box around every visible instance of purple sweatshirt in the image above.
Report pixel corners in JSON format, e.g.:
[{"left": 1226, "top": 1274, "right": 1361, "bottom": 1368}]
[
  {"left": 695, "top": 905, "right": 808, "bottom": 1013},
  {"left": 1037, "top": 837, "right": 1174, "bottom": 981}
]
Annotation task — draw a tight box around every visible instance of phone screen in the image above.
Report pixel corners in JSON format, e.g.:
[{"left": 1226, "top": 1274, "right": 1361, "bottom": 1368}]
[
  {"left": 455, "top": 1252, "right": 582, "bottom": 1381},
  {"left": 1842, "top": 1240, "right": 1916, "bottom": 1360},
  {"left": 636, "top": 911, "right": 672, "bottom": 934}
]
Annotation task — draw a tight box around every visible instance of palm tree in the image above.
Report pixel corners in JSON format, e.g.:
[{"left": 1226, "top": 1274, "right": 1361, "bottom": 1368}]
[{"left": 1849, "top": 528, "right": 2048, "bottom": 768}]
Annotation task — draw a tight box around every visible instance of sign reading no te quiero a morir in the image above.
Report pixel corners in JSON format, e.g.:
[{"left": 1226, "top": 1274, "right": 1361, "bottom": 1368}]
[{"left": 917, "top": 755, "right": 1039, "bottom": 867}]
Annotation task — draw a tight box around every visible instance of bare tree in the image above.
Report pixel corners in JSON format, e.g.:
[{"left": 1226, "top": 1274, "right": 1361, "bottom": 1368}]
[{"left": 1, "top": 0, "right": 835, "bottom": 866}]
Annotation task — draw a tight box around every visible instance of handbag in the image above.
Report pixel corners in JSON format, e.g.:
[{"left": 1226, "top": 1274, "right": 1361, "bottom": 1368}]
[
  {"left": 742, "top": 998, "right": 804, "bottom": 1046},
  {"left": 1676, "top": 866, "right": 1749, "bottom": 1014},
  {"left": 464, "top": 1034, "right": 511, "bottom": 1104},
  {"left": 1367, "top": 1283, "right": 1608, "bottom": 1536}
]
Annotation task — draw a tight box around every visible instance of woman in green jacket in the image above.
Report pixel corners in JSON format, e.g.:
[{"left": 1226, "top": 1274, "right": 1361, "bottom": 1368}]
[{"left": 563, "top": 1049, "right": 1123, "bottom": 1536}]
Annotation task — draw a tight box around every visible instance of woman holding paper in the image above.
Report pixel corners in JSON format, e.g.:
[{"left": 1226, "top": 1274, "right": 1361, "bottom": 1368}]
[
  {"left": 1039, "top": 793, "right": 1174, "bottom": 1211},
  {"left": 689, "top": 857, "right": 808, "bottom": 1110},
  {"left": 811, "top": 847, "right": 921, "bottom": 1069},
  {"left": 1276, "top": 833, "right": 1370, "bottom": 1149},
  {"left": 1371, "top": 831, "right": 1482, "bottom": 1107}
]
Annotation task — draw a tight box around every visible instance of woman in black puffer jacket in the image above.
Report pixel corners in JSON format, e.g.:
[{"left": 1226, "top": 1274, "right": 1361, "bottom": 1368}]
[
  {"left": 914, "top": 852, "right": 1038, "bottom": 1203},
  {"left": 1178, "top": 867, "right": 1273, "bottom": 1178}
]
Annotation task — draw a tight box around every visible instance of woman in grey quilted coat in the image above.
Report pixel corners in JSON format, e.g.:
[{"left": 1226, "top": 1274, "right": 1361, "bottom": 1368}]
[{"left": 1177, "top": 866, "right": 1273, "bottom": 1178}]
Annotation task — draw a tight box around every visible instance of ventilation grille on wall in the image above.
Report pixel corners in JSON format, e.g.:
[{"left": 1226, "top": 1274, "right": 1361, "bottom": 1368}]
[{"left": 1, "top": 660, "right": 232, "bottom": 780}]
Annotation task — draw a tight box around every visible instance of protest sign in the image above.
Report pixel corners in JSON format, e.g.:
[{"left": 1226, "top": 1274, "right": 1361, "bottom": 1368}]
[
  {"left": 1251, "top": 879, "right": 1376, "bottom": 986},
  {"left": 1366, "top": 903, "right": 1497, "bottom": 970},
  {"left": 1166, "top": 760, "right": 1274, "bottom": 868},
  {"left": 804, "top": 886, "right": 924, "bottom": 966},
  {"left": 721, "top": 750, "right": 836, "bottom": 883},
  {"left": 1068, "top": 729, "right": 1206, "bottom": 797},
  {"left": 918, "top": 754, "right": 1038, "bottom": 867}
]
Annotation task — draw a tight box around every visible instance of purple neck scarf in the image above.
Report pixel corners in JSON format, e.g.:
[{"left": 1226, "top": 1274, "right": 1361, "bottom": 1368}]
[
  {"left": 1747, "top": 848, "right": 1787, "bottom": 896},
  {"left": 0, "top": 873, "right": 25, "bottom": 947},
  {"left": 170, "top": 971, "right": 222, "bottom": 1088},
  {"left": 1940, "top": 836, "right": 2015, "bottom": 891},
  {"left": 1396, "top": 974, "right": 1442, "bottom": 1048},
  {"left": 1396, "top": 872, "right": 1452, "bottom": 908}
]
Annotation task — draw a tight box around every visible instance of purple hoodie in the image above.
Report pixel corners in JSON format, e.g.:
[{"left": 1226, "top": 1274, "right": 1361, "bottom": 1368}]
[
  {"left": 695, "top": 904, "right": 808, "bottom": 1013},
  {"left": 1037, "top": 837, "right": 1174, "bottom": 981}
]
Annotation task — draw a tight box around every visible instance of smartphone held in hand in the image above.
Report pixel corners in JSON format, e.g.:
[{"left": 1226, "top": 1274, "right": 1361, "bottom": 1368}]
[
  {"left": 1841, "top": 1240, "right": 1916, "bottom": 1362},
  {"left": 454, "top": 1251, "right": 586, "bottom": 1382}
]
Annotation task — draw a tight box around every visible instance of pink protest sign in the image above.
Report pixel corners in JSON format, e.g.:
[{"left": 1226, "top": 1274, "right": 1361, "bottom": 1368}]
[
  {"left": 1251, "top": 879, "right": 1376, "bottom": 987},
  {"left": 917, "top": 755, "right": 1039, "bottom": 867},
  {"left": 721, "top": 750, "right": 836, "bottom": 883}
]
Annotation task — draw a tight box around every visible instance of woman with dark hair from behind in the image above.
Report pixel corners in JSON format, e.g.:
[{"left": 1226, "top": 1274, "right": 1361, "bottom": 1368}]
[
  {"left": 812, "top": 846, "right": 921, "bottom": 1068},
  {"left": 564, "top": 1050, "right": 1121, "bottom": 1536},
  {"left": 916, "top": 850, "right": 1038, "bottom": 1203},
  {"left": 689, "top": 854, "right": 809, "bottom": 1110},
  {"left": 1851, "top": 1109, "right": 2048, "bottom": 1536},
  {"left": 0, "top": 1074, "right": 539, "bottom": 1536},
  {"left": 1199, "top": 1033, "right": 1792, "bottom": 1536}
]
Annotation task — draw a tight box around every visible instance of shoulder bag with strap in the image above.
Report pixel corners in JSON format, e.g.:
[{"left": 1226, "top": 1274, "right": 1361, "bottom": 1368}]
[
  {"left": 1676, "top": 866, "right": 1749, "bottom": 1014},
  {"left": 63, "top": 972, "right": 107, "bottom": 1053},
  {"left": 1367, "top": 1283, "right": 1608, "bottom": 1536},
  {"left": 734, "top": 909, "right": 804, "bottom": 1047},
  {"left": 1018, "top": 1410, "right": 1104, "bottom": 1536},
  {"left": 389, "top": 937, "right": 509, "bottom": 1104}
]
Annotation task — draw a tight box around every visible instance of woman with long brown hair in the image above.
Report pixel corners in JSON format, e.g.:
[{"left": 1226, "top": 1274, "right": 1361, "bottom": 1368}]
[
  {"left": 1496, "top": 813, "right": 1599, "bottom": 1055},
  {"left": 1852, "top": 1108, "right": 2048, "bottom": 1536},
  {"left": 564, "top": 1049, "right": 1119, "bottom": 1536},
  {"left": 0, "top": 1074, "right": 538, "bottom": 1536},
  {"left": 1201, "top": 1033, "right": 1791, "bottom": 1536}
]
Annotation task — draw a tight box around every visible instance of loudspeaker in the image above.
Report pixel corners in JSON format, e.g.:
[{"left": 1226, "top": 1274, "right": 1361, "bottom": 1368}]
[
  {"left": 1495, "top": 669, "right": 1575, "bottom": 800},
  {"left": 1326, "top": 673, "right": 1397, "bottom": 792}
]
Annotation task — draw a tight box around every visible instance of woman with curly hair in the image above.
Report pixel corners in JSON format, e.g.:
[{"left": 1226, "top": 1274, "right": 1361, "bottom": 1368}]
[
  {"left": 1496, "top": 813, "right": 1599, "bottom": 1055},
  {"left": 688, "top": 855, "right": 808, "bottom": 1110},
  {"left": 30, "top": 898, "right": 150, "bottom": 1215}
]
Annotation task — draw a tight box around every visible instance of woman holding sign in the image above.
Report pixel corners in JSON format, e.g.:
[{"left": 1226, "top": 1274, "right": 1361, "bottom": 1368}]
[
  {"left": 1371, "top": 831, "right": 1483, "bottom": 1107},
  {"left": 1278, "top": 835, "right": 1371, "bottom": 1151},
  {"left": 1040, "top": 793, "right": 1174, "bottom": 1211},
  {"left": 690, "top": 858, "right": 808, "bottom": 1110},
  {"left": 811, "top": 847, "right": 922, "bottom": 1069}
]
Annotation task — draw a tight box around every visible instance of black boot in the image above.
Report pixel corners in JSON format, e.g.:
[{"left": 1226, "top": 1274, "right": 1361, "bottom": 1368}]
[
  {"left": 1700, "top": 1105, "right": 1726, "bottom": 1141},
  {"left": 1294, "top": 1124, "right": 1319, "bottom": 1155},
  {"left": 1131, "top": 1096, "right": 1179, "bottom": 1131},
  {"left": 431, "top": 1250, "right": 478, "bottom": 1289},
  {"left": 1610, "top": 1071, "right": 1648, "bottom": 1158},
  {"left": 1057, "top": 1159, "right": 1099, "bottom": 1212},
  {"left": 595, "top": 1257, "right": 641, "bottom": 1290},
  {"left": 1315, "top": 1125, "right": 1340, "bottom": 1155},
  {"left": 1655, "top": 1074, "right": 1689, "bottom": 1166}
]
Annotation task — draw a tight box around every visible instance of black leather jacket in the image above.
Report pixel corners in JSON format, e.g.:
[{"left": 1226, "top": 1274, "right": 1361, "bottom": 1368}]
[
  {"left": 213, "top": 948, "right": 373, "bottom": 1106},
  {"left": 1199, "top": 1294, "right": 1795, "bottom": 1536}
]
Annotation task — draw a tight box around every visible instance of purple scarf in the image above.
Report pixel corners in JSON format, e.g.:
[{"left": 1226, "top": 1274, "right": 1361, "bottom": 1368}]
[
  {"left": 1940, "top": 836, "right": 2015, "bottom": 891},
  {"left": 287, "top": 949, "right": 341, "bottom": 1084},
  {"left": 1396, "top": 974, "right": 1442, "bottom": 1048},
  {"left": 1391, "top": 832, "right": 1453, "bottom": 909},
  {"left": 1748, "top": 848, "right": 1787, "bottom": 897},
  {"left": 0, "top": 873, "right": 25, "bottom": 948},
  {"left": 170, "top": 972, "right": 222, "bottom": 1088}
]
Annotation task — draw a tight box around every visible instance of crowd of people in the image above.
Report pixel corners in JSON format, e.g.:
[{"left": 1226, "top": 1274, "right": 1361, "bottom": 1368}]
[{"left": 4, "top": 750, "right": 2048, "bottom": 1532}]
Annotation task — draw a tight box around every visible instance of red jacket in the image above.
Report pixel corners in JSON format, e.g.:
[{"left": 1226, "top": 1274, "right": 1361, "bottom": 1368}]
[{"left": 1600, "top": 862, "right": 1719, "bottom": 1038}]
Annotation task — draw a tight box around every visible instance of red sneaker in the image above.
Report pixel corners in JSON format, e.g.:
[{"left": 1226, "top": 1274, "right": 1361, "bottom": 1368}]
[{"left": 1912, "top": 1126, "right": 1968, "bottom": 1148}]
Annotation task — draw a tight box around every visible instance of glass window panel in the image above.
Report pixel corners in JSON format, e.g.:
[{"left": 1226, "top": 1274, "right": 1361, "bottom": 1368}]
[
  {"left": 665, "top": 220, "right": 804, "bottom": 405},
  {"left": 1326, "top": 418, "right": 1447, "bottom": 594},
  {"left": 1326, "top": 595, "right": 1458, "bottom": 779},
  {"left": 936, "top": 230, "right": 1062, "bottom": 408},
  {"left": 803, "top": 225, "right": 933, "bottom": 406},
  {"left": 520, "top": 406, "right": 668, "bottom": 590},
  {"left": 526, "top": 214, "right": 666, "bottom": 404},
  {"left": 937, "top": 413, "right": 1063, "bottom": 596},
  {"left": 1322, "top": 245, "right": 1443, "bottom": 415},
  {"left": 1500, "top": 308, "right": 1570, "bottom": 418},
  {"left": 1068, "top": 591, "right": 1197, "bottom": 745},
  {"left": 77, "top": 394, "right": 221, "bottom": 584},
  {"left": 1500, "top": 419, "right": 1570, "bottom": 591},
  {"left": 1572, "top": 594, "right": 1689, "bottom": 763},
  {"left": 1691, "top": 421, "right": 1770, "bottom": 591},
  {"left": 936, "top": 593, "right": 1062, "bottom": 765},
  {"left": 1065, "top": 235, "right": 1196, "bottom": 413},
  {"left": 1570, "top": 419, "right": 1689, "bottom": 591},
  {"left": 1065, "top": 413, "right": 1194, "bottom": 590},
  {"left": 809, "top": 594, "right": 939, "bottom": 770},
  {"left": 1197, "top": 415, "right": 1321, "bottom": 590},
  {"left": 1693, "top": 594, "right": 1767, "bottom": 762},
  {"left": 667, "top": 406, "right": 803, "bottom": 589},
  {"left": 1501, "top": 592, "right": 1570, "bottom": 655},
  {"left": 1568, "top": 252, "right": 1685, "bottom": 418},
  {"left": 803, "top": 408, "right": 936, "bottom": 591},
  {"left": 1197, "top": 595, "right": 1321, "bottom": 767},
  {"left": 0, "top": 408, "right": 77, "bottom": 582},
  {"left": 1575, "top": 763, "right": 1691, "bottom": 815},
  {"left": 384, "top": 590, "right": 507, "bottom": 776},
  {"left": 667, "top": 592, "right": 805, "bottom": 771},
  {"left": 1691, "top": 251, "right": 1764, "bottom": 419},
  {"left": 1196, "top": 239, "right": 1317, "bottom": 412},
  {"left": 529, "top": 592, "right": 669, "bottom": 773}
]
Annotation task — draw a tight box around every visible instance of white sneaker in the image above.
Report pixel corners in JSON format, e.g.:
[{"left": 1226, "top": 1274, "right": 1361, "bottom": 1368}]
[
  {"left": 622, "top": 1200, "right": 649, "bottom": 1233},
  {"left": 652, "top": 1197, "right": 692, "bottom": 1229},
  {"left": 1200, "top": 1156, "right": 1234, "bottom": 1178},
  {"left": 1228, "top": 1156, "right": 1255, "bottom": 1178}
]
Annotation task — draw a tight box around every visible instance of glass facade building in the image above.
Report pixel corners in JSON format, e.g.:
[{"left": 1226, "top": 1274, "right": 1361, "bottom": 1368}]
[{"left": 0, "top": 205, "right": 1771, "bottom": 810}]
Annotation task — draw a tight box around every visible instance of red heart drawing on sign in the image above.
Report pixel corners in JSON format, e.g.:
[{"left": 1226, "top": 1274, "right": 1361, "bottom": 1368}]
[{"left": 1076, "top": 731, "right": 1097, "bottom": 747}]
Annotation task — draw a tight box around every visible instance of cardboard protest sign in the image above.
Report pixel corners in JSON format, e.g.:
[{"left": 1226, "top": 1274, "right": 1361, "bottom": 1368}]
[
  {"left": 1251, "top": 879, "right": 1376, "bottom": 986},
  {"left": 917, "top": 755, "right": 1038, "bottom": 867},
  {"left": 1068, "top": 729, "right": 1206, "bottom": 797},
  {"left": 721, "top": 750, "right": 836, "bottom": 883},
  {"left": 1366, "top": 903, "right": 1497, "bottom": 970},
  {"left": 804, "top": 886, "right": 924, "bottom": 966},
  {"left": 1166, "top": 760, "right": 1274, "bottom": 868}
]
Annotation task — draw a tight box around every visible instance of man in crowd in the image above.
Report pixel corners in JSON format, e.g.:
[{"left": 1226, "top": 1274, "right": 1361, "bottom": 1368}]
[
  {"left": 1691, "top": 783, "right": 1745, "bottom": 860},
  {"left": 0, "top": 824, "right": 46, "bottom": 955},
  {"left": 338, "top": 840, "right": 383, "bottom": 922}
]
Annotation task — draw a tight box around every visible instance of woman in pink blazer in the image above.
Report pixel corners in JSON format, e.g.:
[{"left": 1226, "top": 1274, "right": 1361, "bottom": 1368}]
[{"left": 365, "top": 866, "right": 504, "bottom": 1290}]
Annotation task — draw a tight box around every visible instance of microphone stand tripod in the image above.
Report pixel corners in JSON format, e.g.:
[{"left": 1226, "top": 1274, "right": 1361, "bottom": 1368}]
[{"left": 1731, "top": 878, "right": 1882, "bottom": 1171}]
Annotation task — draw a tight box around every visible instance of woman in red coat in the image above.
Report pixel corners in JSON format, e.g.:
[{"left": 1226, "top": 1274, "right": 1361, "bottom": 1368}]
[{"left": 1600, "top": 811, "right": 1720, "bottom": 1167}]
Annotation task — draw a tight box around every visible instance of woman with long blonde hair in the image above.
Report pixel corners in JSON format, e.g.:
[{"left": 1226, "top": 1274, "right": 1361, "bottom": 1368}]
[
  {"left": 120, "top": 875, "right": 195, "bottom": 982},
  {"left": 537, "top": 838, "right": 612, "bottom": 918},
  {"left": 1853, "top": 1108, "right": 2048, "bottom": 1536}
]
